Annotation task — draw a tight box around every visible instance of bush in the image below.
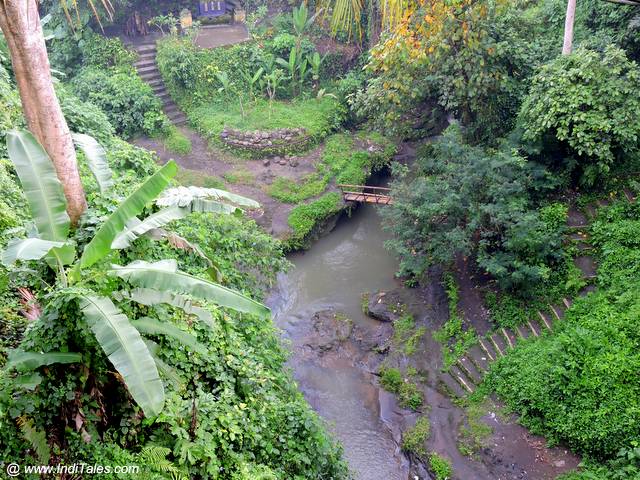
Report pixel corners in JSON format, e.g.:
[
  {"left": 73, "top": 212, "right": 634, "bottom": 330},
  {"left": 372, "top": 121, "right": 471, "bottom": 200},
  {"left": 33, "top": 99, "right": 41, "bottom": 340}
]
[
  {"left": 82, "top": 33, "right": 137, "bottom": 69},
  {"left": 380, "top": 366, "right": 403, "bottom": 392},
  {"left": 72, "top": 66, "right": 166, "bottom": 138},
  {"left": 486, "top": 286, "right": 640, "bottom": 460},
  {"left": 429, "top": 453, "right": 453, "bottom": 480},
  {"left": 519, "top": 46, "right": 640, "bottom": 185},
  {"left": 57, "top": 85, "right": 115, "bottom": 143},
  {"left": 401, "top": 417, "right": 431, "bottom": 456},
  {"left": 382, "top": 126, "right": 563, "bottom": 291}
]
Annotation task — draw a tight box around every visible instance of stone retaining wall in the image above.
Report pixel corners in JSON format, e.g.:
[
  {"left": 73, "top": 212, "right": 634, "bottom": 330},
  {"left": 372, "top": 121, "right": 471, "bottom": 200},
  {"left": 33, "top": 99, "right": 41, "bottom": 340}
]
[{"left": 220, "top": 127, "right": 309, "bottom": 152}]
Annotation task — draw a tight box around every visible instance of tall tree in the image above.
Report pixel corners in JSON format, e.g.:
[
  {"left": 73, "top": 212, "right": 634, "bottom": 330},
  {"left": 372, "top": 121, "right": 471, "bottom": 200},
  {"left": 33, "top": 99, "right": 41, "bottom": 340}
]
[
  {"left": 562, "top": 0, "right": 577, "bottom": 54},
  {"left": 0, "top": 0, "right": 87, "bottom": 223}
]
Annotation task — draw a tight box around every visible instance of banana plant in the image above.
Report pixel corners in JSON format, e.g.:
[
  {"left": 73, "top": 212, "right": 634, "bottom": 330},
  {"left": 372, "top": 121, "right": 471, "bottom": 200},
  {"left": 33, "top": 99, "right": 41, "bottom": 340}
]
[
  {"left": 216, "top": 70, "right": 245, "bottom": 120},
  {"left": 307, "top": 52, "right": 324, "bottom": 88},
  {"left": 2, "top": 130, "right": 270, "bottom": 417},
  {"left": 277, "top": 47, "right": 300, "bottom": 97},
  {"left": 242, "top": 67, "right": 264, "bottom": 104}
]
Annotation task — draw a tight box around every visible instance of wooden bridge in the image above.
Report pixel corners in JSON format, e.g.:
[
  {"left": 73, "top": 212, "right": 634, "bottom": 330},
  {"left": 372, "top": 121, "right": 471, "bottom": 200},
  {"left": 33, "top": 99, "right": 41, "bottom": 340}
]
[{"left": 337, "top": 184, "right": 394, "bottom": 205}]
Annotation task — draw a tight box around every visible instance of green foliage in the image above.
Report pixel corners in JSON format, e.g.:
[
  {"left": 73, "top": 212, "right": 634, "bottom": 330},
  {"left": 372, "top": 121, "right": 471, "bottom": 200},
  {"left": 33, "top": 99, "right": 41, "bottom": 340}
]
[
  {"left": 401, "top": 416, "right": 431, "bottom": 457},
  {"left": 223, "top": 168, "right": 256, "bottom": 185},
  {"left": 457, "top": 400, "right": 494, "bottom": 457},
  {"left": 174, "top": 168, "right": 225, "bottom": 189},
  {"left": 286, "top": 192, "right": 343, "bottom": 249},
  {"left": 82, "top": 33, "right": 137, "bottom": 69},
  {"left": 519, "top": 46, "right": 640, "bottom": 185},
  {"left": 378, "top": 366, "right": 423, "bottom": 410},
  {"left": 433, "top": 273, "right": 476, "bottom": 368},
  {"left": 383, "top": 126, "right": 564, "bottom": 291},
  {"left": 190, "top": 96, "right": 345, "bottom": 152},
  {"left": 379, "top": 366, "right": 403, "bottom": 392},
  {"left": 559, "top": 445, "right": 640, "bottom": 480},
  {"left": 486, "top": 287, "right": 640, "bottom": 459},
  {"left": 429, "top": 452, "right": 453, "bottom": 480},
  {"left": 72, "top": 66, "right": 166, "bottom": 138},
  {"left": 392, "top": 314, "right": 425, "bottom": 356},
  {"left": 267, "top": 174, "right": 328, "bottom": 203}
]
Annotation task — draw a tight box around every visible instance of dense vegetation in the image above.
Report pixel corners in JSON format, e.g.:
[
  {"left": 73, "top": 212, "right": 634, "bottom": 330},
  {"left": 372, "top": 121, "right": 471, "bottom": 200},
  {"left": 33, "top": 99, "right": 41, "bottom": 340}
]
[{"left": 2, "top": 0, "right": 640, "bottom": 478}]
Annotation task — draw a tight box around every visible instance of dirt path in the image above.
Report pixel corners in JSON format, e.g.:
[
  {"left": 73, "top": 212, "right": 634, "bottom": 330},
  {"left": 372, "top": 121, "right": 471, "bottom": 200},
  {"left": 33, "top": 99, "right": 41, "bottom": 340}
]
[{"left": 134, "top": 126, "right": 339, "bottom": 239}]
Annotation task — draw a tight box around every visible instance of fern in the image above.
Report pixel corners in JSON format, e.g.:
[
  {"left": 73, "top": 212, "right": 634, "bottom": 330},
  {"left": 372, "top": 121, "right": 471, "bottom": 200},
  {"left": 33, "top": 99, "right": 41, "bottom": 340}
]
[
  {"left": 17, "top": 416, "right": 50, "bottom": 464},
  {"left": 137, "top": 446, "right": 188, "bottom": 480}
]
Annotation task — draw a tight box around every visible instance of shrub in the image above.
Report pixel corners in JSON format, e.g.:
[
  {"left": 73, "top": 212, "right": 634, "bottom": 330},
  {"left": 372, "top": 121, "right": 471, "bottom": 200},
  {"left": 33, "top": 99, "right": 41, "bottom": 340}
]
[
  {"left": 57, "top": 85, "right": 115, "bottom": 143},
  {"left": 401, "top": 417, "right": 431, "bottom": 456},
  {"left": 82, "top": 33, "right": 137, "bottom": 69},
  {"left": 379, "top": 367, "right": 403, "bottom": 392},
  {"left": 519, "top": 46, "right": 640, "bottom": 185},
  {"left": 486, "top": 286, "right": 640, "bottom": 459},
  {"left": 72, "top": 66, "right": 166, "bottom": 138},
  {"left": 382, "top": 126, "right": 563, "bottom": 291},
  {"left": 429, "top": 453, "right": 453, "bottom": 480}
]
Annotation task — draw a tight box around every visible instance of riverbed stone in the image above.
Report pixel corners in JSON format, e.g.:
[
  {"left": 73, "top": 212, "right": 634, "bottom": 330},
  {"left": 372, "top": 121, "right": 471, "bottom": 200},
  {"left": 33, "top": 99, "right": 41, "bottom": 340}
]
[
  {"left": 304, "top": 310, "right": 353, "bottom": 353},
  {"left": 367, "top": 290, "right": 405, "bottom": 323}
]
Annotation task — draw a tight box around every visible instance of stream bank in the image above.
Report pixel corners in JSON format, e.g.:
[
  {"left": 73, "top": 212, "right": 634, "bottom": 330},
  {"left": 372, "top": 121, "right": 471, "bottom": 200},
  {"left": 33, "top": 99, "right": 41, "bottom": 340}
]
[{"left": 267, "top": 202, "right": 581, "bottom": 480}]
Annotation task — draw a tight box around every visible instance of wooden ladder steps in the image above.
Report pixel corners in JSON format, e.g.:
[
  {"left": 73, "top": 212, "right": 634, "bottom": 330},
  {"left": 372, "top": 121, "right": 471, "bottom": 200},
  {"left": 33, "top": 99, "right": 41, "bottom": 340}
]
[
  {"left": 623, "top": 188, "right": 637, "bottom": 203},
  {"left": 501, "top": 328, "right": 517, "bottom": 349},
  {"left": 515, "top": 324, "right": 531, "bottom": 340},
  {"left": 478, "top": 338, "right": 496, "bottom": 361},
  {"left": 489, "top": 333, "right": 508, "bottom": 357},
  {"left": 526, "top": 318, "right": 541, "bottom": 337},
  {"left": 549, "top": 304, "right": 565, "bottom": 321}
]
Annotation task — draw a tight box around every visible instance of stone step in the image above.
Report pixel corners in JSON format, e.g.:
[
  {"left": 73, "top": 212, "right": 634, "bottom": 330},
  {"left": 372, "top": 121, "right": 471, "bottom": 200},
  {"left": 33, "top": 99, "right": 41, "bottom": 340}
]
[
  {"left": 439, "top": 372, "right": 468, "bottom": 398},
  {"left": 597, "top": 198, "right": 611, "bottom": 208},
  {"left": 526, "top": 318, "right": 542, "bottom": 337},
  {"left": 574, "top": 255, "right": 598, "bottom": 279},
  {"left": 515, "top": 324, "right": 531, "bottom": 340},
  {"left": 623, "top": 188, "right": 637, "bottom": 203},
  {"left": 134, "top": 59, "right": 157, "bottom": 70},
  {"left": 138, "top": 65, "right": 160, "bottom": 76},
  {"left": 537, "top": 310, "right": 554, "bottom": 331},
  {"left": 449, "top": 365, "right": 475, "bottom": 393},
  {"left": 466, "top": 345, "right": 490, "bottom": 372},
  {"left": 549, "top": 304, "right": 566, "bottom": 322},
  {"left": 567, "top": 207, "right": 589, "bottom": 228},
  {"left": 152, "top": 85, "right": 167, "bottom": 94},
  {"left": 135, "top": 44, "right": 157, "bottom": 54},
  {"left": 568, "top": 232, "right": 589, "bottom": 243},
  {"left": 579, "top": 284, "right": 597, "bottom": 297},
  {"left": 576, "top": 241, "right": 594, "bottom": 252},
  {"left": 562, "top": 297, "right": 572, "bottom": 309},
  {"left": 173, "top": 116, "right": 188, "bottom": 125},
  {"left": 489, "top": 333, "right": 508, "bottom": 357},
  {"left": 457, "top": 357, "right": 483, "bottom": 384},
  {"left": 137, "top": 51, "right": 156, "bottom": 60},
  {"left": 585, "top": 203, "right": 598, "bottom": 219},
  {"left": 478, "top": 337, "right": 497, "bottom": 362},
  {"left": 164, "top": 104, "right": 180, "bottom": 115},
  {"left": 501, "top": 328, "right": 517, "bottom": 349}
]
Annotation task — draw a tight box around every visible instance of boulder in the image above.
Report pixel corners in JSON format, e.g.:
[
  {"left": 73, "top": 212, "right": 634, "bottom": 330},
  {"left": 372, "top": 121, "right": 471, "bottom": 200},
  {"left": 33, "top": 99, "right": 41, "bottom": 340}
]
[
  {"left": 303, "top": 310, "right": 353, "bottom": 353},
  {"left": 263, "top": 159, "right": 271, "bottom": 167},
  {"left": 367, "top": 290, "right": 405, "bottom": 322}
]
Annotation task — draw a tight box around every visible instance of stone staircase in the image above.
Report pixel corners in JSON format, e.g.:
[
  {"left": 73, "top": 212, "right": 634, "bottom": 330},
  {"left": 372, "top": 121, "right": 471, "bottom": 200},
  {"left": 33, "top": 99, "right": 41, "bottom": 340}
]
[
  {"left": 439, "top": 187, "right": 638, "bottom": 399},
  {"left": 133, "top": 43, "right": 187, "bottom": 126}
]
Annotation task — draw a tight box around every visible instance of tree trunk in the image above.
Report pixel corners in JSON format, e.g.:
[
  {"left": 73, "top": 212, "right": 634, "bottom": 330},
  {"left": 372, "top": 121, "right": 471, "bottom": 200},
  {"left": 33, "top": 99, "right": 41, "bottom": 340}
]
[
  {"left": 0, "top": 0, "right": 87, "bottom": 224},
  {"left": 562, "top": 0, "right": 576, "bottom": 55}
]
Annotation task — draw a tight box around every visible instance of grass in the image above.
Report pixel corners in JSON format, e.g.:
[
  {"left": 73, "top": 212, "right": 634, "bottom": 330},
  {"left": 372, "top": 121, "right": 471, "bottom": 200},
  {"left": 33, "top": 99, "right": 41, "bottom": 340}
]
[
  {"left": 457, "top": 400, "right": 494, "bottom": 457},
  {"left": 378, "top": 366, "right": 424, "bottom": 410},
  {"left": 223, "top": 167, "right": 256, "bottom": 185},
  {"left": 429, "top": 453, "right": 453, "bottom": 480},
  {"left": 267, "top": 174, "right": 328, "bottom": 203},
  {"left": 401, "top": 417, "right": 431, "bottom": 457},
  {"left": 392, "top": 314, "right": 426, "bottom": 356},
  {"left": 286, "top": 192, "right": 343, "bottom": 249},
  {"left": 433, "top": 273, "right": 477, "bottom": 369},
  {"left": 190, "top": 97, "right": 343, "bottom": 153},
  {"left": 174, "top": 168, "right": 225, "bottom": 189},
  {"left": 160, "top": 125, "right": 192, "bottom": 155}
]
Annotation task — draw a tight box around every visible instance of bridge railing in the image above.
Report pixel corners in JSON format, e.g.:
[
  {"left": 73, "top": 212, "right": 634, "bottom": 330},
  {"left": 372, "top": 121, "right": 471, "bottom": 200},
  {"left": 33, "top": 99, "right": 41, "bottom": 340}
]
[{"left": 336, "top": 184, "right": 392, "bottom": 195}]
